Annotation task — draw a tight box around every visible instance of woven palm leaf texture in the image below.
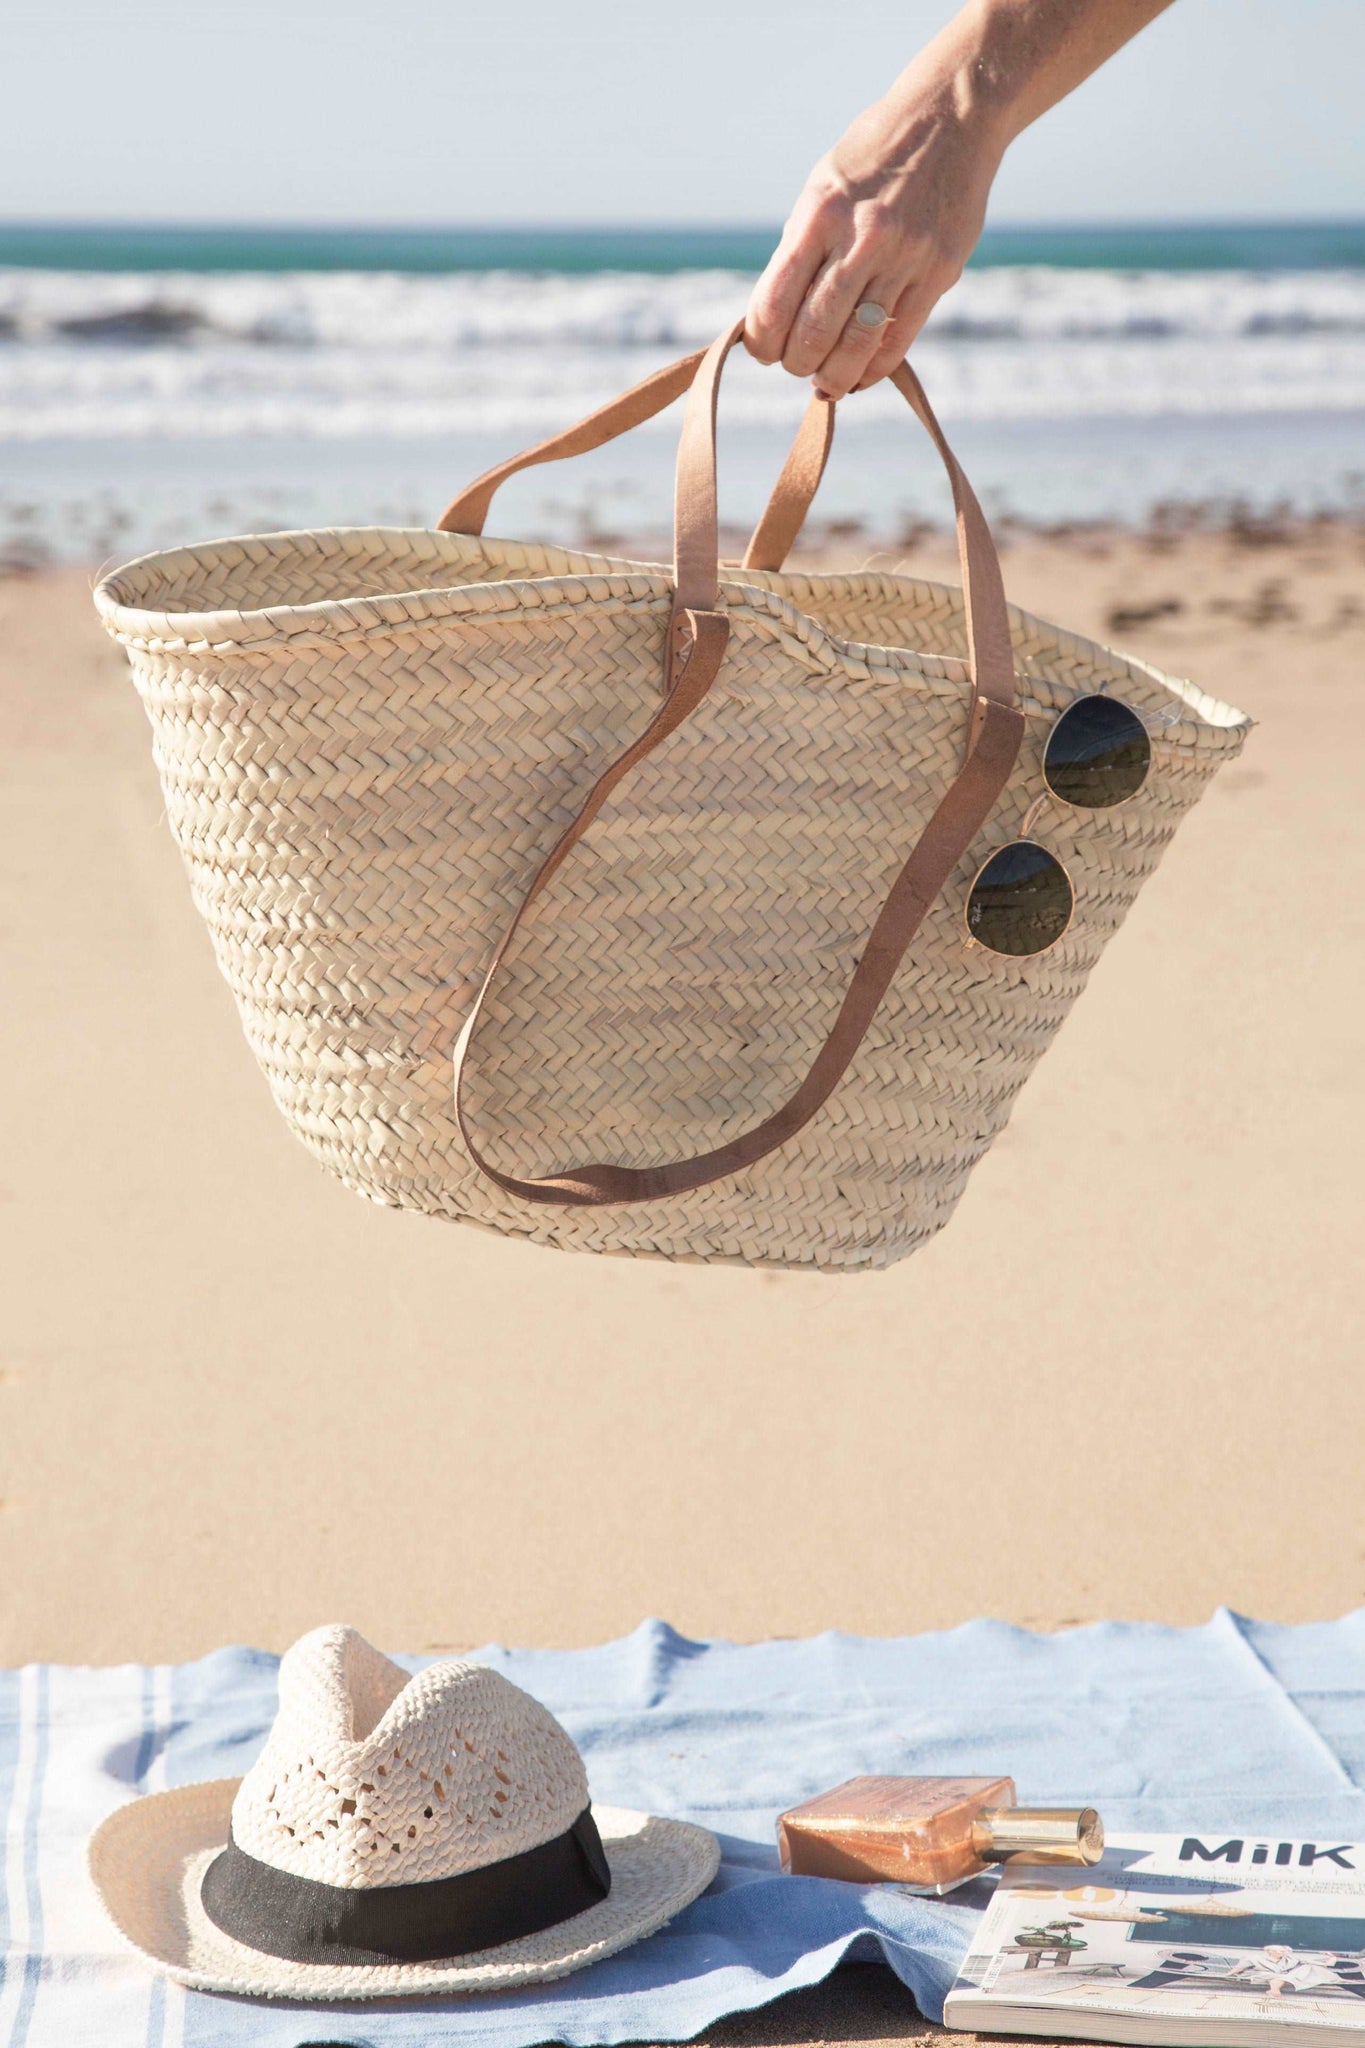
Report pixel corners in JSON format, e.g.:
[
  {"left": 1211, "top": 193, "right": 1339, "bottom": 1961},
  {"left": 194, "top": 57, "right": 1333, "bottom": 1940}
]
[{"left": 95, "top": 335, "right": 1250, "bottom": 1270}]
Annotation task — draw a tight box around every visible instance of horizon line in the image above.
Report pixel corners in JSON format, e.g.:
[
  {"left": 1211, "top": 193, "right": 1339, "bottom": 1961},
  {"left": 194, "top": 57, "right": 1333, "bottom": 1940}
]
[{"left": 3, "top": 213, "right": 1364, "bottom": 234}]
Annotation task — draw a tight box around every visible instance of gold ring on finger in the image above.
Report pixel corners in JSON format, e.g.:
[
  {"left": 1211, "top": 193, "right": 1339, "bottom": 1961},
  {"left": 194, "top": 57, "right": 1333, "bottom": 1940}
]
[{"left": 853, "top": 301, "right": 890, "bottom": 330}]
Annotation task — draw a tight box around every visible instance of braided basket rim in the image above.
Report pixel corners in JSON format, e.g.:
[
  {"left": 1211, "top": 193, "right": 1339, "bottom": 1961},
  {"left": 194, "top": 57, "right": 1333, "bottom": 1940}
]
[{"left": 93, "top": 525, "right": 1251, "bottom": 742}]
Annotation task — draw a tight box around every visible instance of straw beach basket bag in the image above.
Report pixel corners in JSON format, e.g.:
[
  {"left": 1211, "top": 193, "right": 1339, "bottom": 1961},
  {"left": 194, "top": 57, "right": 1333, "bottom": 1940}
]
[{"left": 95, "top": 322, "right": 1249, "bottom": 1271}]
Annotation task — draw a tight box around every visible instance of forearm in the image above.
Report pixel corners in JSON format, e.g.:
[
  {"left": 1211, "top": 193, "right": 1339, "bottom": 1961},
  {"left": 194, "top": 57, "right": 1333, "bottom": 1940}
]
[
  {"left": 747, "top": 0, "right": 1177, "bottom": 397},
  {"left": 867, "top": 0, "right": 1176, "bottom": 166}
]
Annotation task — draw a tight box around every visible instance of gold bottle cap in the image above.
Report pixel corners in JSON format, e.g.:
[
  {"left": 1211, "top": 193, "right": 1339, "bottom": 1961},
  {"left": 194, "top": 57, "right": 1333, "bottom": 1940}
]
[{"left": 970, "top": 1807, "right": 1104, "bottom": 1866}]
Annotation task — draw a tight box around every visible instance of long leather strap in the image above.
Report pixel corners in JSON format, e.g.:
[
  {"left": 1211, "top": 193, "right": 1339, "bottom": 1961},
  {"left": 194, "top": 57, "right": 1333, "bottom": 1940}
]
[{"left": 450, "top": 319, "right": 1024, "bottom": 1206}]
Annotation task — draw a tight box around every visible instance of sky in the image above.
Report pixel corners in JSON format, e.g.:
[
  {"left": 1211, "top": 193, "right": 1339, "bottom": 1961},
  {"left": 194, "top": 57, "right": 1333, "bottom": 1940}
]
[{"left": 7, "top": 0, "right": 1363, "bottom": 227}]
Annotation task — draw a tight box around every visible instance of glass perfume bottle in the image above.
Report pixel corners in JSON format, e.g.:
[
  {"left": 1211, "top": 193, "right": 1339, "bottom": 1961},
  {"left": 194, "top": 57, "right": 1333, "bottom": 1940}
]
[{"left": 777, "top": 1775, "right": 1103, "bottom": 1895}]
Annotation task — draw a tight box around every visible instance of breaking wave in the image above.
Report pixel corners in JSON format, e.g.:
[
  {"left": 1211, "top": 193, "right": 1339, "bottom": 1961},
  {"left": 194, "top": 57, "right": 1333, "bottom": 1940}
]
[{"left": 3, "top": 264, "right": 1365, "bottom": 438}]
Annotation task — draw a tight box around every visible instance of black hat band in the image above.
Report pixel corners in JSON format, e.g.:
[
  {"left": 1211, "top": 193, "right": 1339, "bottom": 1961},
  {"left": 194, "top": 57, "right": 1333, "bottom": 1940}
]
[{"left": 199, "top": 1805, "right": 611, "bottom": 1966}]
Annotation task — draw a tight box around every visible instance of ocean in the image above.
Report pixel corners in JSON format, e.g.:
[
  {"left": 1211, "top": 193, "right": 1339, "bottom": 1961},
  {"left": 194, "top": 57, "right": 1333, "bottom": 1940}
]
[{"left": 4, "top": 220, "right": 1364, "bottom": 564}]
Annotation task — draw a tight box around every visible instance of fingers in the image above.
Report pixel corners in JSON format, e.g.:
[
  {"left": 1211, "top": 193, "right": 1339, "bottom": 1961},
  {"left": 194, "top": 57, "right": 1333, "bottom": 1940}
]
[
  {"left": 852, "top": 277, "right": 942, "bottom": 392},
  {"left": 745, "top": 170, "right": 966, "bottom": 396},
  {"left": 806, "top": 274, "right": 904, "bottom": 401},
  {"left": 745, "top": 217, "right": 827, "bottom": 367},
  {"left": 779, "top": 255, "right": 870, "bottom": 381}
]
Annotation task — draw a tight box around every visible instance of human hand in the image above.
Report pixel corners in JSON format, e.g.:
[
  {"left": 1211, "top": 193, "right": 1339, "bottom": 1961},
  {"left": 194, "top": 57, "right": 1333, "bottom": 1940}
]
[
  {"left": 744, "top": 87, "right": 1001, "bottom": 401},
  {"left": 745, "top": 0, "right": 1178, "bottom": 400}
]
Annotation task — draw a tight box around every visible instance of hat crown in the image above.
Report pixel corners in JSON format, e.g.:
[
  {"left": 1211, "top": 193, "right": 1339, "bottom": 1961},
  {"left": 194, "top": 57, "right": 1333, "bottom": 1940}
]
[{"left": 230, "top": 1626, "right": 589, "bottom": 1890}]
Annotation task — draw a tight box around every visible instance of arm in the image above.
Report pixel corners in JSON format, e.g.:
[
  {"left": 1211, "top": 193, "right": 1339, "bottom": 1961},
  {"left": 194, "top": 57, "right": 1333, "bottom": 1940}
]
[{"left": 745, "top": 0, "right": 1176, "bottom": 400}]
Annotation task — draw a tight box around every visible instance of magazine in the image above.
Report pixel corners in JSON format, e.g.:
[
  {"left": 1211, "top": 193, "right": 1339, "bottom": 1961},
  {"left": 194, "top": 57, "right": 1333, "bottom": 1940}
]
[{"left": 944, "top": 1833, "right": 1365, "bottom": 2047}]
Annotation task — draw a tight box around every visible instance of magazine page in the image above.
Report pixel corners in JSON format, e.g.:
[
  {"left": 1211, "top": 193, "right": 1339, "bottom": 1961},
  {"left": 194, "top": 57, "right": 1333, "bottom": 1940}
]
[{"left": 946, "top": 1833, "right": 1365, "bottom": 2040}]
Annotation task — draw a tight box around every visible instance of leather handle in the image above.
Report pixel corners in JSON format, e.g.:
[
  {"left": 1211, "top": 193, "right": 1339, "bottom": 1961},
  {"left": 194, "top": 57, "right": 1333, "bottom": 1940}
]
[
  {"left": 437, "top": 350, "right": 705, "bottom": 537},
  {"left": 888, "top": 359, "right": 1016, "bottom": 724},
  {"left": 450, "top": 327, "right": 1024, "bottom": 1208},
  {"left": 743, "top": 375, "right": 1007, "bottom": 652},
  {"left": 666, "top": 325, "right": 1014, "bottom": 716},
  {"left": 741, "top": 394, "right": 835, "bottom": 572},
  {"left": 436, "top": 348, "right": 835, "bottom": 575}
]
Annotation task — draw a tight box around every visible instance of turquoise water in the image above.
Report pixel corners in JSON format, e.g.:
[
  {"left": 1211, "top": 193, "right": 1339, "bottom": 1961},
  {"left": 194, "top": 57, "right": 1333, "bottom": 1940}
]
[
  {"left": 3, "top": 218, "right": 1363, "bottom": 274},
  {"left": 5, "top": 216, "right": 1364, "bottom": 557}
]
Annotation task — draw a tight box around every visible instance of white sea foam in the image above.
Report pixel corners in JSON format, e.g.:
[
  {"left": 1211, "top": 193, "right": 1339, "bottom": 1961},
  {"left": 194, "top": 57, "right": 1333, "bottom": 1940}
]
[
  {"left": 3, "top": 265, "right": 1365, "bottom": 440},
  {"left": 6, "top": 263, "right": 1365, "bottom": 347}
]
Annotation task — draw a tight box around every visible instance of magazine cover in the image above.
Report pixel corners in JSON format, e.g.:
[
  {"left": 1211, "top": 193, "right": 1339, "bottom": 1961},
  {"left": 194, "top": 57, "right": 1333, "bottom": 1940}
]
[{"left": 945, "top": 1834, "right": 1365, "bottom": 2046}]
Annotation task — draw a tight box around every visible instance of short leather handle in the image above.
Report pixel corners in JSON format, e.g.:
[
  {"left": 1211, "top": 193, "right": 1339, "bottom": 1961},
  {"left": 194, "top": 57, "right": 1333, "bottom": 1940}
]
[
  {"left": 451, "top": 325, "right": 1025, "bottom": 1207},
  {"left": 747, "top": 396, "right": 932, "bottom": 575},
  {"left": 889, "top": 358, "right": 1016, "bottom": 724},
  {"left": 667, "top": 324, "right": 1014, "bottom": 713},
  {"left": 437, "top": 348, "right": 836, "bottom": 575},
  {"left": 437, "top": 351, "right": 705, "bottom": 537},
  {"left": 741, "top": 395, "right": 835, "bottom": 572}
]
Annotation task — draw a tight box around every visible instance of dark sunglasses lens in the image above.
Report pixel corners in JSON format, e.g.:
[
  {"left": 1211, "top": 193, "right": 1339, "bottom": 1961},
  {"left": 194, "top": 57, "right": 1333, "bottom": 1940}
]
[
  {"left": 967, "top": 841, "right": 1074, "bottom": 957},
  {"left": 1044, "top": 695, "right": 1151, "bottom": 809}
]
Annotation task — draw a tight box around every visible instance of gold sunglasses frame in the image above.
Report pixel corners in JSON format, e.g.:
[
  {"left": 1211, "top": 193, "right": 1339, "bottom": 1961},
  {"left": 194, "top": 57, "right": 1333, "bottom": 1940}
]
[{"left": 962, "top": 696, "right": 1154, "bottom": 961}]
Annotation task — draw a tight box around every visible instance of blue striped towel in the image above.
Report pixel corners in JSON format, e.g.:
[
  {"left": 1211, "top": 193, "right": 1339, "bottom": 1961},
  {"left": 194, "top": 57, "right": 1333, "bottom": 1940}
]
[{"left": 2, "top": 1612, "right": 1363, "bottom": 2048}]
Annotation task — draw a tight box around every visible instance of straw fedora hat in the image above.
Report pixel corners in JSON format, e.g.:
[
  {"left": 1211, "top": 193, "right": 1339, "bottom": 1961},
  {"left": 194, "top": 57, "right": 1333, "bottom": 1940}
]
[{"left": 88, "top": 1625, "right": 720, "bottom": 2000}]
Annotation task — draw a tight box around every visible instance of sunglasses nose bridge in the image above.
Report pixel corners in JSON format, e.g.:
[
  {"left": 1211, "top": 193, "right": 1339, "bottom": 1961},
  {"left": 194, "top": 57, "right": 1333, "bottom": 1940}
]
[{"left": 1020, "top": 793, "right": 1051, "bottom": 839}]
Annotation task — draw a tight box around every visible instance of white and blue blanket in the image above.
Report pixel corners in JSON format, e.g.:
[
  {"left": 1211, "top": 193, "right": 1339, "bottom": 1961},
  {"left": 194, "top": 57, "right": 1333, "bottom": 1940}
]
[{"left": 2, "top": 1612, "right": 1363, "bottom": 2048}]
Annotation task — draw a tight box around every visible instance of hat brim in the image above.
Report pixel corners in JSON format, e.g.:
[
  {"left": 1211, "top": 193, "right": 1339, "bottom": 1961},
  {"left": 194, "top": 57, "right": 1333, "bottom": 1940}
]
[{"left": 88, "top": 1780, "right": 720, "bottom": 2001}]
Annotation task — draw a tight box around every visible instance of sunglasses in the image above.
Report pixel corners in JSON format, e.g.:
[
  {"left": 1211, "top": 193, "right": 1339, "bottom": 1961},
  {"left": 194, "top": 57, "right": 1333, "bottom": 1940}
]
[{"left": 965, "top": 694, "right": 1153, "bottom": 959}]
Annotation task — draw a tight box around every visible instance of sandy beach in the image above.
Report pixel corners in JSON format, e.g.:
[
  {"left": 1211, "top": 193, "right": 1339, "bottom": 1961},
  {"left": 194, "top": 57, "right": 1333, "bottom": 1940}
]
[
  {"left": 3, "top": 516, "right": 1362, "bottom": 1676},
  {"left": 6, "top": 0, "right": 1365, "bottom": 2008}
]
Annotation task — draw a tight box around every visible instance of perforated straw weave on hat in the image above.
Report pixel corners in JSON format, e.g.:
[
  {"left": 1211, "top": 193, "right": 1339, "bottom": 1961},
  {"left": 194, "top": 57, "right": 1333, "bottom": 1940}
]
[
  {"left": 94, "top": 322, "right": 1250, "bottom": 1270},
  {"left": 87, "top": 1625, "right": 720, "bottom": 2000}
]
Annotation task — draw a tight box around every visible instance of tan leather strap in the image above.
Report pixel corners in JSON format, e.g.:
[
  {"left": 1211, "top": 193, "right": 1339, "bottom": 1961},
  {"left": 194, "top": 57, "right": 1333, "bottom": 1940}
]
[
  {"left": 453, "top": 690, "right": 1020, "bottom": 1206},
  {"left": 451, "top": 320, "right": 1025, "bottom": 1206},
  {"left": 892, "top": 361, "right": 1015, "bottom": 730},
  {"left": 671, "top": 323, "right": 743, "bottom": 612},
  {"left": 732, "top": 363, "right": 1016, "bottom": 730},
  {"left": 437, "top": 351, "right": 706, "bottom": 537},
  {"left": 668, "top": 326, "right": 1015, "bottom": 716},
  {"left": 436, "top": 349, "right": 834, "bottom": 576},
  {"left": 741, "top": 395, "right": 836, "bottom": 571}
]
